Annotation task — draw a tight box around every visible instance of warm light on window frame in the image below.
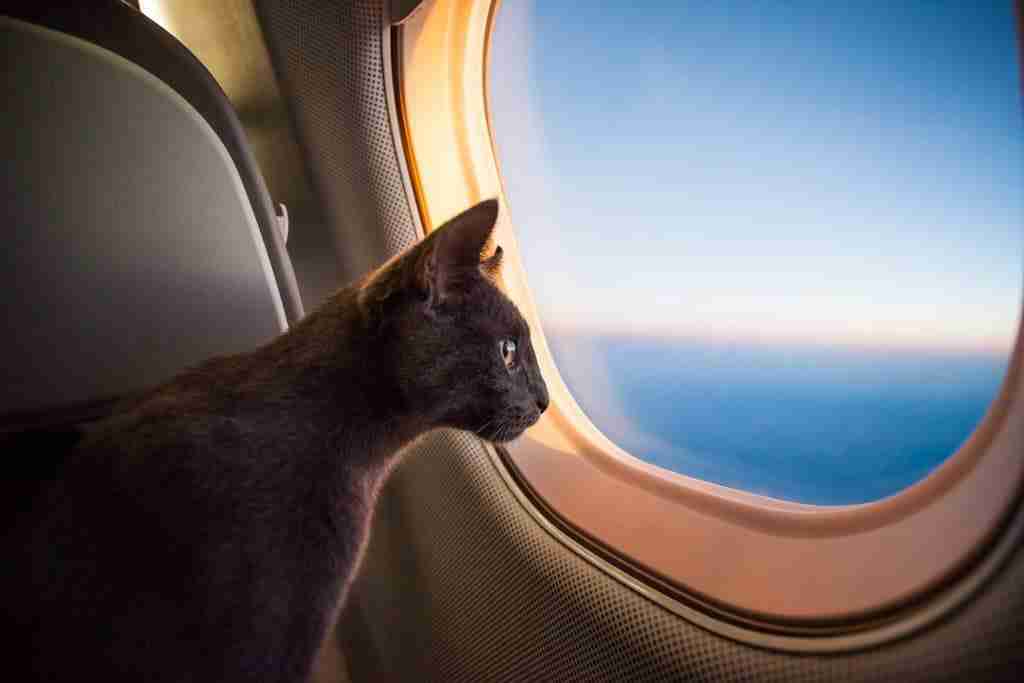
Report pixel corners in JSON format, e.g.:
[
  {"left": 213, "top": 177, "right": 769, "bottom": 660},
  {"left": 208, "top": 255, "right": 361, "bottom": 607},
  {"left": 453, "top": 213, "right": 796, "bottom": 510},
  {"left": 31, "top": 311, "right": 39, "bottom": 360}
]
[{"left": 394, "top": 0, "right": 1024, "bottom": 649}]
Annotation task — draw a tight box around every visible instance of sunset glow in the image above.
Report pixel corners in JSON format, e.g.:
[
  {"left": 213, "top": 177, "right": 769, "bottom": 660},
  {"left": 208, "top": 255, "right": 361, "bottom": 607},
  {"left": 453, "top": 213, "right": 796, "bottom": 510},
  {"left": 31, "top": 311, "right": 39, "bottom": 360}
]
[{"left": 490, "top": 0, "right": 1022, "bottom": 355}]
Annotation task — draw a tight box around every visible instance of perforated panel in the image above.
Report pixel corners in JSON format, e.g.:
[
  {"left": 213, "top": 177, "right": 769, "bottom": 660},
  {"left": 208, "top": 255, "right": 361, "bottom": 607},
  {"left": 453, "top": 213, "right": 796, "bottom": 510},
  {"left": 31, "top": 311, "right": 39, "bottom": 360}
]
[
  {"left": 253, "top": 0, "right": 421, "bottom": 284},
  {"left": 347, "top": 429, "right": 1023, "bottom": 682}
]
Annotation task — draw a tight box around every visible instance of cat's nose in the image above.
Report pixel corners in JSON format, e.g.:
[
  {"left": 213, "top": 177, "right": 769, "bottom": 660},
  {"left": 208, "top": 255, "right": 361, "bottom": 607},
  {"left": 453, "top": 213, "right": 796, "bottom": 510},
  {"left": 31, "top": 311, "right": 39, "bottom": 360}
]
[{"left": 534, "top": 386, "right": 549, "bottom": 414}]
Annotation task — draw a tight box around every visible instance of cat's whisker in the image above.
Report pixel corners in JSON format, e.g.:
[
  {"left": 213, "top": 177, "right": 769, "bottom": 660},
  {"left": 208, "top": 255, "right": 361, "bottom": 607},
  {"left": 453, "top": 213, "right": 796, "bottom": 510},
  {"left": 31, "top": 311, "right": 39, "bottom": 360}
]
[
  {"left": 474, "top": 418, "right": 496, "bottom": 438},
  {"left": 498, "top": 421, "right": 512, "bottom": 443}
]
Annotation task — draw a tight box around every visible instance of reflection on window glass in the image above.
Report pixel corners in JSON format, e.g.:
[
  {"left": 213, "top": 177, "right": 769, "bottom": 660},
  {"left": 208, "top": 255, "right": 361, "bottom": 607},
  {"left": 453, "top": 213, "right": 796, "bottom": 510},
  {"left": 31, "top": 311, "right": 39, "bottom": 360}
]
[{"left": 489, "top": 1, "right": 1022, "bottom": 504}]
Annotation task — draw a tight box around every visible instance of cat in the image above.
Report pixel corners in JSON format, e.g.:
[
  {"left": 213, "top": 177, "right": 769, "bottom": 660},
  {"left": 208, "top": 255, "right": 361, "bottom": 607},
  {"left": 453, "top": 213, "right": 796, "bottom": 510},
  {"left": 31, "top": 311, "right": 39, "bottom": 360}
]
[{"left": 4, "top": 198, "right": 549, "bottom": 682}]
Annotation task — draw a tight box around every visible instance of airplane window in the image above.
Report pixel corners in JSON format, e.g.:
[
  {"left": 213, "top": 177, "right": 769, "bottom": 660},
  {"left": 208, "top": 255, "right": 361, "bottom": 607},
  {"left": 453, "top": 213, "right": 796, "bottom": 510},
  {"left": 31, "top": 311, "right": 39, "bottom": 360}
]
[{"left": 489, "top": 1, "right": 1022, "bottom": 504}]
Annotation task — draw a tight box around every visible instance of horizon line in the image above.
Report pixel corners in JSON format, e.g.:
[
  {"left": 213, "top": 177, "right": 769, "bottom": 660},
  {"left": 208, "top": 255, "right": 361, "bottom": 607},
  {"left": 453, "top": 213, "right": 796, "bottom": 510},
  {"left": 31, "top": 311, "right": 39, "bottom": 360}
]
[{"left": 538, "top": 319, "right": 1019, "bottom": 358}]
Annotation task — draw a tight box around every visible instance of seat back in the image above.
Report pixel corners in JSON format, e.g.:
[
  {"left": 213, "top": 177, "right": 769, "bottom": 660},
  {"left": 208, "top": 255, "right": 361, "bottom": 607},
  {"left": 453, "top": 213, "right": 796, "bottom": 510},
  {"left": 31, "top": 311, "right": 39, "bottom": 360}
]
[
  {"left": 0, "top": 14, "right": 291, "bottom": 415},
  {"left": 3, "top": 0, "right": 305, "bottom": 323}
]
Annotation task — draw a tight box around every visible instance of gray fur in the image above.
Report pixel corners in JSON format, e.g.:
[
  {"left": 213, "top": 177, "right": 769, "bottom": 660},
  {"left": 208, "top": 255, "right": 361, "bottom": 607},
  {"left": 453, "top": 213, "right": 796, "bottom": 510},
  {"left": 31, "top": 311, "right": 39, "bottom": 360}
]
[{"left": 3, "top": 199, "right": 548, "bottom": 682}]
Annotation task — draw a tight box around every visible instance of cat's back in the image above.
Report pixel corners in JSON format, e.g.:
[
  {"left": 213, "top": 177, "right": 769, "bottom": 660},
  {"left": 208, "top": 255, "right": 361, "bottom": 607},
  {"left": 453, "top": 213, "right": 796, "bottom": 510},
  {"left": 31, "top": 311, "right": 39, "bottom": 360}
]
[
  {"left": 3, "top": 396, "right": 228, "bottom": 678},
  {"left": 4, "top": 366, "right": 343, "bottom": 682}
]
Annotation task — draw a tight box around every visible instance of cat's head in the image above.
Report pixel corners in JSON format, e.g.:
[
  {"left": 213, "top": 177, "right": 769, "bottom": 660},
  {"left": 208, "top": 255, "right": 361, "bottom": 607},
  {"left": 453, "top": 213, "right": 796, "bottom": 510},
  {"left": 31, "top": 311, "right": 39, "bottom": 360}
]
[{"left": 361, "top": 199, "right": 549, "bottom": 443}]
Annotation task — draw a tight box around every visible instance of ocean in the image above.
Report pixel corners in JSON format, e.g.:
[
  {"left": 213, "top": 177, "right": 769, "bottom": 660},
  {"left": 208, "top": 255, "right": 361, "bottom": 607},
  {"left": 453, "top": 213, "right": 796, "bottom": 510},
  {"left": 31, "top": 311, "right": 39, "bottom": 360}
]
[{"left": 547, "top": 334, "right": 1009, "bottom": 505}]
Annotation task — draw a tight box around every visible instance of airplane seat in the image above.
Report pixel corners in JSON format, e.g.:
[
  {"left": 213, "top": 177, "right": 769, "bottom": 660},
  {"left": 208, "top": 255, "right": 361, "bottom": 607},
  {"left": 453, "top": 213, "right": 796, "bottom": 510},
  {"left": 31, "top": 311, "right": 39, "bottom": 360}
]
[
  {"left": 0, "top": 5, "right": 299, "bottom": 421},
  {"left": 1, "top": 0, "right": 304, "bottom": 324}
]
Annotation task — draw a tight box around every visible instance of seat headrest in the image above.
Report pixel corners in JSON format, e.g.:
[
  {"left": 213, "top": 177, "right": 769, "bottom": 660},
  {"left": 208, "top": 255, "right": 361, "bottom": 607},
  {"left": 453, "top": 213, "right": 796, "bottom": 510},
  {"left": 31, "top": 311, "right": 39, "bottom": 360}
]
[{"left": 1, "top": 17, "right": 288, "bottom": 413}]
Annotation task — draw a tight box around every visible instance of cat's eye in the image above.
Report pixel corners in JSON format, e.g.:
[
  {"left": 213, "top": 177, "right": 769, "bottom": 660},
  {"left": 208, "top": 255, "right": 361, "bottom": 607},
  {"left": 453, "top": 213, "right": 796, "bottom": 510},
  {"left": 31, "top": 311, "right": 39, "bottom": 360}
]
[{"left": 499, "top": 338, "right": 518, "bottom": 371}]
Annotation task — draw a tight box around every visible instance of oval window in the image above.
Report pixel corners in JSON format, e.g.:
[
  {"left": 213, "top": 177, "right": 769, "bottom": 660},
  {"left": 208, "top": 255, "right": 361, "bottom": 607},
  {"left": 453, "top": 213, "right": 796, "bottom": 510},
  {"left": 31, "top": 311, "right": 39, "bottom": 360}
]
[{"left": 489, "top": 1, "right": 1022, "bottom": 504}]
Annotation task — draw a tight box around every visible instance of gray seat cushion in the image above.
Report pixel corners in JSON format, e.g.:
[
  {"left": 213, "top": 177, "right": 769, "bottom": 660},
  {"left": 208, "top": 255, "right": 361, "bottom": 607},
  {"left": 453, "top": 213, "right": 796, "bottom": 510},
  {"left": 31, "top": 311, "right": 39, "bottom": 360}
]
[
  {"left": 1, "top": 16, "right": 288, "bottom": 413},
  {"left": 0, "top": 0, "right": 304, "bottom": 325}
]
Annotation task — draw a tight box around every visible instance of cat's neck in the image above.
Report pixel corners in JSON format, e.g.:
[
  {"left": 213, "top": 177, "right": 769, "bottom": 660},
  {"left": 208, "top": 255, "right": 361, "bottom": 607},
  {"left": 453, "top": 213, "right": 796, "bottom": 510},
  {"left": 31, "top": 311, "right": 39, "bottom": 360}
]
[{"left": 200, "top": 285, "right": 428, "bottom": 468}]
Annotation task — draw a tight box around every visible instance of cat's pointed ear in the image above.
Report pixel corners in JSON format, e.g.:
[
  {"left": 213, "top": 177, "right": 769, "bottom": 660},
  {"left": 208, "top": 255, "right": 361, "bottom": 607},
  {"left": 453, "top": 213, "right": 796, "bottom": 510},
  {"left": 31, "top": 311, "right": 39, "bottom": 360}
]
[
  {"left": 414, "top": 198, "right": 499, "bottom": 305},
  {"left": 434, "top": 198, "right": 499, "bottom": 269}
]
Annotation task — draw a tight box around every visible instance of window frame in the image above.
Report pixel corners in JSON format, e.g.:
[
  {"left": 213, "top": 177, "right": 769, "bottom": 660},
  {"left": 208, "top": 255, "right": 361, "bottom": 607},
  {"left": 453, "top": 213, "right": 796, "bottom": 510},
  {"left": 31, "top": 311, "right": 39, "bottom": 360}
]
[{"left": 393, "top": 0, "right": 1024, "bottom": 644}]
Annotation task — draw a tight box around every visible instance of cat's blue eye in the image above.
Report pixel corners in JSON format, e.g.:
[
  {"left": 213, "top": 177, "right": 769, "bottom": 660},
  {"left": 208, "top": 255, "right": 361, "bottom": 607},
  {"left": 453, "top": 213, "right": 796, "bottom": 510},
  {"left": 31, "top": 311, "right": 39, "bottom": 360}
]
[{"left": 499, "top": 338, "right": 517, "bottom": 371}]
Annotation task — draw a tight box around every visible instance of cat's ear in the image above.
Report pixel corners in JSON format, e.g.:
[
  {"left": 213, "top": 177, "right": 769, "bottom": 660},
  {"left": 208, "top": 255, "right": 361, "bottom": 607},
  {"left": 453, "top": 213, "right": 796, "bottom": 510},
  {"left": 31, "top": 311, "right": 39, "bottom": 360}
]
[
  {"left": 434, "top": 198, "right": 500, "bottom": 269},
  {"left": 414, "top": 198, "right": 499, "bottom": 305}
]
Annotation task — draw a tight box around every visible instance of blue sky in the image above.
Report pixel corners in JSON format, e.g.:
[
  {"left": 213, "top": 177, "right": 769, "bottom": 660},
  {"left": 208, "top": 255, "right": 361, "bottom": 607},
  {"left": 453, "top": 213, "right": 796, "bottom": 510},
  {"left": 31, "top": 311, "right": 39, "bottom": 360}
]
[{"left": 490, "top": 1, "right": 1022, "bottom": 353}]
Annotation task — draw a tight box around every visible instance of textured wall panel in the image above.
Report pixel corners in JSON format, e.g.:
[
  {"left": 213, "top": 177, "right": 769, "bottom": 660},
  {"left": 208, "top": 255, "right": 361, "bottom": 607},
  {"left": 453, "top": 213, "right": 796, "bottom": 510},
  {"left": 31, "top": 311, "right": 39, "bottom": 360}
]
[
  {"left": 348, "top": 429, "right": 1022, "bottom": 682},
  {"left": 254, "top": 0, "right": 420, "bottom": 285}
]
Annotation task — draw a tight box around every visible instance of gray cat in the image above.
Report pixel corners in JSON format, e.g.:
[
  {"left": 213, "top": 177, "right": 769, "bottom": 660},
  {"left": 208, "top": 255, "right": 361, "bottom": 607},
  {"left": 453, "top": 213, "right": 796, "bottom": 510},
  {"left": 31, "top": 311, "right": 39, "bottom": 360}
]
[{"left": 5, "top": 199, "right": 548, "bottom": 682}]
